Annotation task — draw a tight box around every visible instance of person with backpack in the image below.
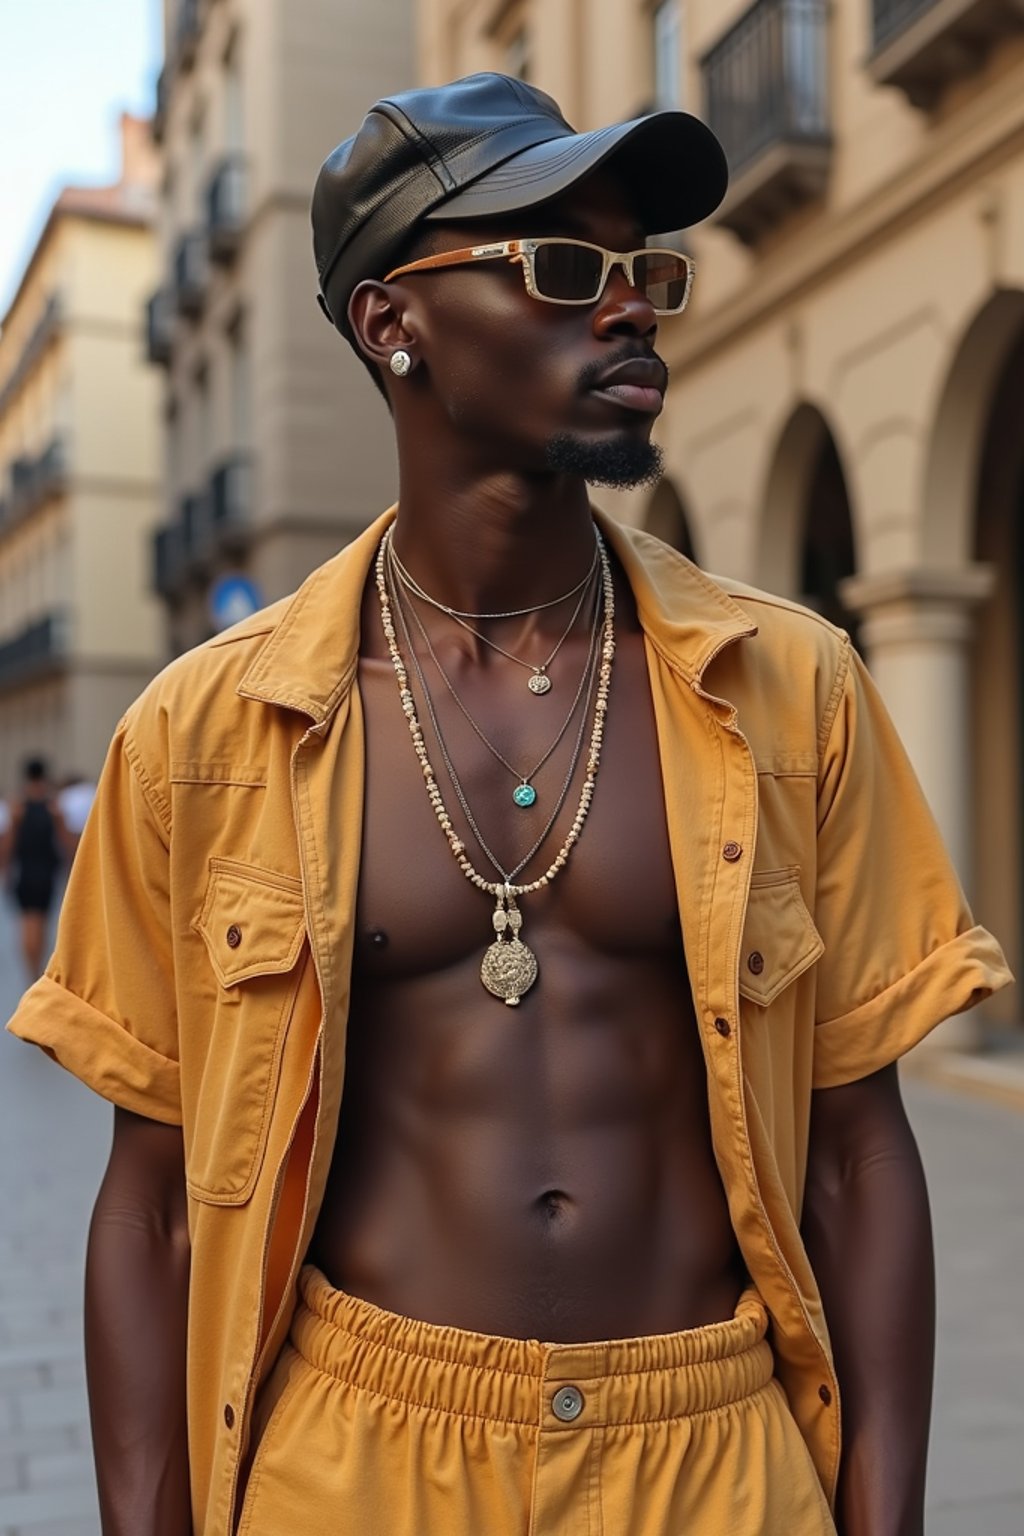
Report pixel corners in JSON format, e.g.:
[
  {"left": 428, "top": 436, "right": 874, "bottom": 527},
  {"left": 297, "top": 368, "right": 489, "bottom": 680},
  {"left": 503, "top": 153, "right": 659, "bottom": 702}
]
[{"left": 11, "top": 757, "right": 63, "bottom": 982}]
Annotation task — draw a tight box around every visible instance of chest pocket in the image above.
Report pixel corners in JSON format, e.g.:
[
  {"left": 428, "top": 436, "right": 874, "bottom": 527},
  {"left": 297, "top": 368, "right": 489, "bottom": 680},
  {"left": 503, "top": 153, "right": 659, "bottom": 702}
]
[
  {"left": 188, "top": 858, "right": 308, "bottom": 1205},
  {"left": 738, "top": 868, "right": 824, "bottom": 1008}
]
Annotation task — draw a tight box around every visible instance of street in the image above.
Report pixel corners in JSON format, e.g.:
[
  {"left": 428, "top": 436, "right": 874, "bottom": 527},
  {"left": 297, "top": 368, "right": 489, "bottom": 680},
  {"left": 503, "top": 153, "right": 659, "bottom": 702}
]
[{"left": 0, "top": 894, "right": 1021, "bottom": 1535}]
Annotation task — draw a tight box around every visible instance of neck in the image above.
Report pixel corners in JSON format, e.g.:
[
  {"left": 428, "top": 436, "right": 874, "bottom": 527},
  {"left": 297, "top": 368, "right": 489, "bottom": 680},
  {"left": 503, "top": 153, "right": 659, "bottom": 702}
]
[{"left": 391, "top": 442, "right": 598, "bottom": 617}]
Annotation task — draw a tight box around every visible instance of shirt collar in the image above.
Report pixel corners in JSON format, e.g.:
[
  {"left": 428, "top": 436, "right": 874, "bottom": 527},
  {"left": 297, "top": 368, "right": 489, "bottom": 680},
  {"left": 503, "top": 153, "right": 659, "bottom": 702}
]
[{"left": 237, "top": 505, "right": 756, "bottom": 722}]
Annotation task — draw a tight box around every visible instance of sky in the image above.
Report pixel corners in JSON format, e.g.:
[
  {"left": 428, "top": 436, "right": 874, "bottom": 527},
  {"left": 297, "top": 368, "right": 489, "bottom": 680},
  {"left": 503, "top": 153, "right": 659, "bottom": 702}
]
[{"left": 0, "top": 0, "right": 162, "bottom": 316}]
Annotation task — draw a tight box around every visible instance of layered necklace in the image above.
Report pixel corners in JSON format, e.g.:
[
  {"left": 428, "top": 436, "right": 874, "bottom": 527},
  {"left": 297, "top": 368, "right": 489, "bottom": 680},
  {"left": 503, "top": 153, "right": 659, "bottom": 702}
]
[
  {"left": 389, "top": 538, "right": 599, "bottom": 696},
  {"left": 374, "top": 526, "right": 615, "bottom": 1006}
]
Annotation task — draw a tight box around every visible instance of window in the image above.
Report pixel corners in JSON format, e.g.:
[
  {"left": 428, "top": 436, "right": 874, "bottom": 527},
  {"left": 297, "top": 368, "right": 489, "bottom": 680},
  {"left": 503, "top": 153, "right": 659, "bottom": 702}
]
[{"left": 653, "top": 0, "right": 683, "bottom": 111}]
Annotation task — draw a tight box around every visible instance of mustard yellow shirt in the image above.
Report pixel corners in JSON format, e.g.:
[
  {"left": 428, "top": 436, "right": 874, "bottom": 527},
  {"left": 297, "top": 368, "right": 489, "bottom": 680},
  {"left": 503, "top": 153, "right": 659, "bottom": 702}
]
[{"left": 7, "top": 509, "right": 1012, "bottom": 1535}]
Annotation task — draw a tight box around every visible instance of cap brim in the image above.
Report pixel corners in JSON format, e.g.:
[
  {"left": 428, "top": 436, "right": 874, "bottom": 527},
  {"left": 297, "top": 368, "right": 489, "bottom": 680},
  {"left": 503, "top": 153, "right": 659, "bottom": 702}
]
[{"left": 424, "top": 111, "right": 729, "bottom": 233}]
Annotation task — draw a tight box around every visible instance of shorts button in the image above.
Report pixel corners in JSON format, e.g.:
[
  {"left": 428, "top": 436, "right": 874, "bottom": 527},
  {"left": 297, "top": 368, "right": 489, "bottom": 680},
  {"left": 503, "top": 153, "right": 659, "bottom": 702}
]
[
  {"left": 224, "top": 1403, "right": 235, "bottom": 1429},
  {"left": 747, "top": 951, "right": 765, "bottom": 975},
  {"left": 818, "top": 1385, "right": 832, "bottom": 1407},
  {"left": 722, "top": 841, "right": 743, "bottom": 862},
  {"left": 713, "top": 1017, "right": 731, "bottom": 1038},
  {"left": 226, "top": 924, "right": 242, "bottom": 949},
  {"left": 552, "top": 1385, "right": 584, "bottom": 1422}
]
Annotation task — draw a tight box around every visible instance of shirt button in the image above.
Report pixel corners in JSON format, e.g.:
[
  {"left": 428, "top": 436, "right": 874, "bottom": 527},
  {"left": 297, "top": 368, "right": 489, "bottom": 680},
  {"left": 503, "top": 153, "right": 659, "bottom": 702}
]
[
  {"left": 818, "top": 1385, "right": 832, "bottom": 1406},
  {"left": 747, "top": 951, "right": 765, "bottom": 975},
  {"left": 722, "top": 841, "right": 743, "bottom": 862},
  {"left": 714, "top": 1017, "right": 732, "bottom": 1038},
  {"left": 224, "top": 1403, "right": 235, "bottom": 1429},
  {"left": 552, "top": 1385, "right": 584, "bottom": 1422},
  {"left": 226, "top": 924, "right": 242, "bottom": 949}
]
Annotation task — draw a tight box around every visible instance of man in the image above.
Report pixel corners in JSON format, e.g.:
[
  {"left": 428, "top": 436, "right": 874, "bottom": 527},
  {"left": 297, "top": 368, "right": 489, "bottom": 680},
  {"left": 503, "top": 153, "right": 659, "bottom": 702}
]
[{"left": 7, "top": 74, "right": 1012, "bottom": 1536}]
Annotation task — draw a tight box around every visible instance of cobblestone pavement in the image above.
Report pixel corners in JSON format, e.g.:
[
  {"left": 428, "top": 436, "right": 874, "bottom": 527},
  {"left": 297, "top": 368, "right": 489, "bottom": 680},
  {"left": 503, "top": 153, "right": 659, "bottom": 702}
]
[{"left": 1, "top": 890, "right": 1022, "bottom": 1534}]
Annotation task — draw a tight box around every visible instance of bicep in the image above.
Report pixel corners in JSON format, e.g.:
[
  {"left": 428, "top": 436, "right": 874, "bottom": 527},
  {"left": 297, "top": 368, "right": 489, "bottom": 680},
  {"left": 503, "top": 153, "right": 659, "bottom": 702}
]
[{"left": 95, "top": 1106, "right": 188, "bottom": 1236}]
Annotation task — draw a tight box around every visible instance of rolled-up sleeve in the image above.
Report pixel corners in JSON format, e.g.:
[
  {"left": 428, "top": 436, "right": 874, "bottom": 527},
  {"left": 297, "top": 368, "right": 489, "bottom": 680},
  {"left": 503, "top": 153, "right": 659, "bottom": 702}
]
[
  {"left": 6, "top": 716, "right": 182, "bottom": 1124},
  {"left": 811, "top": 643, "right": 1013, "bottom": 1090}
]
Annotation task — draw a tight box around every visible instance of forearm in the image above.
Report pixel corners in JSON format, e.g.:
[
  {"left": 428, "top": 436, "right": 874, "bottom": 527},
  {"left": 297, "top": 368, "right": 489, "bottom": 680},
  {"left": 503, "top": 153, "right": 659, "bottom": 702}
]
[
  {"left": 85, "top": 1127, "right": 192, "bottom": 1535},
  {"left": 802, "top": 1070, "right": 935, "bottom": 1536}
]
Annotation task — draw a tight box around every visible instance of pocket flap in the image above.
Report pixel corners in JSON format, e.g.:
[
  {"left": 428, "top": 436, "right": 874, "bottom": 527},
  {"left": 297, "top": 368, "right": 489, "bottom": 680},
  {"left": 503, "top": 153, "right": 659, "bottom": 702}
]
[
  {"left": 193, "top": 861, "right": 306, "bottom": 988},
  {"left": 739, "top": 869, "right": 824, "bottom": 1007}
]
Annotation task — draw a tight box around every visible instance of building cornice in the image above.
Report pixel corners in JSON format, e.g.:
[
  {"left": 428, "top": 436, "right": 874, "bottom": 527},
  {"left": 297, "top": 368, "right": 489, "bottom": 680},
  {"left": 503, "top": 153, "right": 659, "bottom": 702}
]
[{"left": 670, "top": 58, "right": 1024, "bottom": 372}]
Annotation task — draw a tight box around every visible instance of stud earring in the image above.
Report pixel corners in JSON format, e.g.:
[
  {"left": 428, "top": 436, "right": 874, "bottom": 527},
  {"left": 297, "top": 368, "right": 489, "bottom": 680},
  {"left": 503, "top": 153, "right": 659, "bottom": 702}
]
[{"left": 389, "top": 349, "right": 412, "bottom": 377}]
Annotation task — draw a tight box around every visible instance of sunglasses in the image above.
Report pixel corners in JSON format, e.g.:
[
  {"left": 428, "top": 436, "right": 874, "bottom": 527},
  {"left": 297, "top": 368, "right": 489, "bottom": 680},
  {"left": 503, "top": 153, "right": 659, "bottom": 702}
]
[{"left": 385, "top": 237, "right": 696, "bottom": 315}]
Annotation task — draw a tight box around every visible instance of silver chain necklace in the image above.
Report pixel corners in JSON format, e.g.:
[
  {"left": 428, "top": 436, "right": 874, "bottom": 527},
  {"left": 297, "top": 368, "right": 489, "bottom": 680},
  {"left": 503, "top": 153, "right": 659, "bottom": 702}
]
[
  {"left": 374, "top": 527, "right": 616, "bottom": 1006},
  {"left": 390, "top": 537, "right": 599, "bottom": 695},
  {"left": 388, "top": 540, "right": 600, "bottom": 809}
]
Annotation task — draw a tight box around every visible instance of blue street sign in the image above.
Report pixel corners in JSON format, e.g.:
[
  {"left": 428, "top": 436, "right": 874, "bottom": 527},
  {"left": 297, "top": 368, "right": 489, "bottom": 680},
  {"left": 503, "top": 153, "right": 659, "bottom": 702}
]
[{"left": 209, "top": 574, "right": 264, "bottom": 632}]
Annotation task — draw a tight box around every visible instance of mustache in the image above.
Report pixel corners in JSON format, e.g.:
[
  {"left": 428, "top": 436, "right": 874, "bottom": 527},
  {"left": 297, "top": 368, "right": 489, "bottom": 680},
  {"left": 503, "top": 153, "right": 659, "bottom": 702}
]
[{"left": 576, "top": 346, "right": 670, "bottom": 395}]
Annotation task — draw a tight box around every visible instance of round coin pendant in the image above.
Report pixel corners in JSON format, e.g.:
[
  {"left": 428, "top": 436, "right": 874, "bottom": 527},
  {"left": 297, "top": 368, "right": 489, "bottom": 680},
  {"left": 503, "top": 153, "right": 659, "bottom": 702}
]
[
  {"left": 528, "top": 672, "right": 552, "bottom": 695},
  {"left": 481, "top": 937, "right": 539, "bottom": 1006},
  {"left": 513, "top": 784, "right": 537, "bottom": 809}
]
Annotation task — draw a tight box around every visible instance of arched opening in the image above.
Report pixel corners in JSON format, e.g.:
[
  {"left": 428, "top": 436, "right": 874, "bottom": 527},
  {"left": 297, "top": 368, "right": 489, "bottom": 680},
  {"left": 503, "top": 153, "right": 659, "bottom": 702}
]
[
  {"left": 643, "top": 476, "right": 698, "bottom": 563},
  {"left": 760, "top": 403, "right": 859, "bottom": 644},
  {"left": 970, "top": 320, "right": 1024, "bottom": 1032}
]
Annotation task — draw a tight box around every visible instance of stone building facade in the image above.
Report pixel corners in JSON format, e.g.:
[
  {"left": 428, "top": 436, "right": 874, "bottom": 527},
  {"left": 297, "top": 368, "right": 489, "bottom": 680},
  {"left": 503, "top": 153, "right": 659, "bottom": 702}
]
[
  {"left": 149, "top": 0, "right": 413, "bottom": 654},
  {"left": 0, "top": 115, "right": 163, "bottom": 788}
]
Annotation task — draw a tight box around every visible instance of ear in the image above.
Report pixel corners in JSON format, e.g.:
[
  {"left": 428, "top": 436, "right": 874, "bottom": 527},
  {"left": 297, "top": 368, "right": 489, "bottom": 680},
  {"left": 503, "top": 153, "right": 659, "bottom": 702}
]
[{"left": 347, "top": 280, "right": 417, "bottom": 373}]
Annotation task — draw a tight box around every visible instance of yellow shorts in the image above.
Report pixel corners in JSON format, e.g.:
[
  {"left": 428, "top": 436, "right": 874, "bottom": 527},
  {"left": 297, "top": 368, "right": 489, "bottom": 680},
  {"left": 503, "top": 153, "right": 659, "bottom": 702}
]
[{"left": 238, "top": 1265, "right": 836, "bottom": 1535}]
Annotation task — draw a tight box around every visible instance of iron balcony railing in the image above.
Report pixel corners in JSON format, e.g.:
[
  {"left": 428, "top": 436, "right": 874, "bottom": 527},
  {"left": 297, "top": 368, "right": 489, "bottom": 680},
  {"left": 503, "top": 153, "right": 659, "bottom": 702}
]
[
  {"left": 174, "top": 230, "right": 208, "bottom": 318},
  {"left": 872, "top": 0, "right": 935, "bottom": 49},
  {"left": 146, "top": 288, "right": 174, "bottom": 365},
  {"left": 153, "top": 523, "right": 189, "bottom": 600},
  {"left": 207, "top": 156, "right": 247, "bottom": 262},
  {"left": 0, "top": 292, "right": 63, "bottom": 419},
  {"left": 702, "top": 0, "right": 830, "bottom": 179},
  {"left": 0, "top": 610, "right": 70, "bottom": 689},
  {"left": 176, "top": 0, "right": 201, "bottom": 69},
  {"left": 208, "top": 454, "right": 251, "bottom": 552}
]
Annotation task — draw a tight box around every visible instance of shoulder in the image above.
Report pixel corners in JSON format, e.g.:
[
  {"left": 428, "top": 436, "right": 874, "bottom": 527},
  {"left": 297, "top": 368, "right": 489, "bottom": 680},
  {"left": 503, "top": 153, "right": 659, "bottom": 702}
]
[{"left": 119, "top": 593, "right": 298, "bottom": 782}]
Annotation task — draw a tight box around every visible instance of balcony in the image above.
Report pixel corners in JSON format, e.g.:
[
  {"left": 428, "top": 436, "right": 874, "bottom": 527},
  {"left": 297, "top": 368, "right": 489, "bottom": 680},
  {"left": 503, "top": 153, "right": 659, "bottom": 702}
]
[
  {"left": 154, "top": 522, "right": 191, "bottom": 601},
  {"left": 146, "top": 288, "right": 174, "bottom": 366},
  {"left": 702, "top": 0, "right": 832, "bottom": 245},
  {"left": 153, "top": 67, "right": 168, "bottom": 144},
  {"left": 207, "top": 156, "right": 247, "bottom": 263},
  {"left": 0, "top": 292, "right": 63, "bottom": 418},
  {"left": 868, "top": 0, "right": 1024, "bottom": 109},
  {"left": 0, "top": 610, "right": 70, "bottom": 691},
  {"left": 174, "top": 230, "right": 208, "bottom": 318},
  {"left": 33, "top": 438, "right": 68, "bottom": 504},
  {"left": 176, "top": 0, "right": 202, "bottom": 70},
  {"left": 208, "top": 454, "right": 251, "bottom": 555}
]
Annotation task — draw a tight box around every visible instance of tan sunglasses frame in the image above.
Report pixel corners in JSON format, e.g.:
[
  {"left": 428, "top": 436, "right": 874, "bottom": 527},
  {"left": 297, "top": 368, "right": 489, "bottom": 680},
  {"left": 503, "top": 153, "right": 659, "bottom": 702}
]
[{"left": 384, "top": 237, "right": 696, "bottom": 314}]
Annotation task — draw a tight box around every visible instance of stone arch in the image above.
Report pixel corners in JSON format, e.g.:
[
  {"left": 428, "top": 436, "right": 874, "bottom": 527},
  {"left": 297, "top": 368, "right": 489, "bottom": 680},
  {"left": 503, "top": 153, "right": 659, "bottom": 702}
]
[
  {"left": 758, "top": 402, "right": 859, "bottom": 636},
  {"left": 922, "top": 288, "right": 1024, "bottom": 563},
  {"left": 969, "top": 318, "right": 1024, "bottom": 1026},
  {"left": 643, "top": 475, "right": 699, "bottom": 563}
]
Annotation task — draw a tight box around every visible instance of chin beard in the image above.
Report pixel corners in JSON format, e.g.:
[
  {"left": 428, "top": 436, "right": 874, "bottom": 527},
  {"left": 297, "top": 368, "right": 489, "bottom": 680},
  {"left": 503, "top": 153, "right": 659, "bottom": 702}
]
[{"left": 544, "top": 432, "right": 664, "bottom": 490}]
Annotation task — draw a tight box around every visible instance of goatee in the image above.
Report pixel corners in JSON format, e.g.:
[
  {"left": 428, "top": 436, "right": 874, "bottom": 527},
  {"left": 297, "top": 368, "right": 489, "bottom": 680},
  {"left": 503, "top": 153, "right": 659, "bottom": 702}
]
[{"left": 545, "top": 432, "right": 664, "bottom": 490}]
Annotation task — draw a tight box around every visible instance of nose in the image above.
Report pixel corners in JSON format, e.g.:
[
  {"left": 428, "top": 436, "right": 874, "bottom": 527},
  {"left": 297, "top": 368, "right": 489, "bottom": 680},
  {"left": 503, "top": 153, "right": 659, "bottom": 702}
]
[{"left": 593, "top": 262, "right": 658, "bottom": 341}]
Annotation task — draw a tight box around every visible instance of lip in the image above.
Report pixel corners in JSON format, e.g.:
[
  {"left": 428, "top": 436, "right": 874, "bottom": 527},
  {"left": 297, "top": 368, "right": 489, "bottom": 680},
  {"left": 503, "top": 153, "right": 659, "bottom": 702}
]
[{"left": 587, "top": 357, "right": 667, "bottom": 416}]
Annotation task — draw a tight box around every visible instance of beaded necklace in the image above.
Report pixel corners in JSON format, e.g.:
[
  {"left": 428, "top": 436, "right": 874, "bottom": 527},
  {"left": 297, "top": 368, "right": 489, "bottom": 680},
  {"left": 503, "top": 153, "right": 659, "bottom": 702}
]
[{"left": 374, "top": 526, "right": 616, "bottom": 1006}]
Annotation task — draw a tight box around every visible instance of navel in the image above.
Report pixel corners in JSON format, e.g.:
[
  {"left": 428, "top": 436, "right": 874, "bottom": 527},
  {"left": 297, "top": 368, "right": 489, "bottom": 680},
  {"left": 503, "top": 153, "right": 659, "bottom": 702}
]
[
  {"left": 366, "top": 928, "right": 389, "bottom": 950},
  {"left": 535, "top": 1189, "right": 572, "bottom": 1223}
]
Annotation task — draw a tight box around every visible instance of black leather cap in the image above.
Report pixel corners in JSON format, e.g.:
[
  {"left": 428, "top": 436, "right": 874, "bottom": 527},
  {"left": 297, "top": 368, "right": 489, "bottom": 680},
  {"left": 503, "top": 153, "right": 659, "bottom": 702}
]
[{"left": 312, "top": 72, "right": 728, "bottom": 333}]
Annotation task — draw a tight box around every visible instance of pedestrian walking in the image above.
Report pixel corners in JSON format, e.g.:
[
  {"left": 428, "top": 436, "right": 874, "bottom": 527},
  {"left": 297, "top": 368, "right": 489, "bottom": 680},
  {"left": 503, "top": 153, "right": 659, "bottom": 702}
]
[
  {"left": 9, "top": 757, "right": 62, "bottom": 984},
  {"left": 6, "top": 72, "right": 1014, "bottom": 1536},
  {"left": 56, "top": 772, "right": 97, "bottom": 863}
]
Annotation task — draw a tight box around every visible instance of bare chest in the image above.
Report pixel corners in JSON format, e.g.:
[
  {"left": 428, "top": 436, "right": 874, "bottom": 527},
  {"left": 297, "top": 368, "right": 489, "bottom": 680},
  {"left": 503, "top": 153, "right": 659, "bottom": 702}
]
[{"left": 353, "top": 625, "right": 682, "bottom": 978}]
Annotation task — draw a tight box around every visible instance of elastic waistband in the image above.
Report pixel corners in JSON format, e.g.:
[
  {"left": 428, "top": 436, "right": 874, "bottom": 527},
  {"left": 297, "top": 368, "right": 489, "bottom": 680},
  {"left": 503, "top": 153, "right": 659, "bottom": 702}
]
[{"left": 292, "top": 1266, "right": 774, "bottom": 1427}]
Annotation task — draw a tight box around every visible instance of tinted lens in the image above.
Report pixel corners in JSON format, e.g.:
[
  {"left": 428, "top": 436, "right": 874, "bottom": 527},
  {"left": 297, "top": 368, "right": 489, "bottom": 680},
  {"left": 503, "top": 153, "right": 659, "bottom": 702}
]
[
  {"left": 634, "top": 252, "right": 690, "bottom": 312},
  {"left": 533, "top": 242, "right": 605, "bottom": 301}
]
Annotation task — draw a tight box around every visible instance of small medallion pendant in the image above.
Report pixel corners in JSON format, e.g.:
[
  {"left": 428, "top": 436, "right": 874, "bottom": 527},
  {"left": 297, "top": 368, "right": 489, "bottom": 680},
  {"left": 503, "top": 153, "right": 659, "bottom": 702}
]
[
  {"left": 513, "top": 783, "right": 537, "bottom": 808},
  {"left": 528, "top": 672, "right": 552, "bottom": 695},
  {"left": 481, "top": 891, "right": 538, "bottom": 1006}
]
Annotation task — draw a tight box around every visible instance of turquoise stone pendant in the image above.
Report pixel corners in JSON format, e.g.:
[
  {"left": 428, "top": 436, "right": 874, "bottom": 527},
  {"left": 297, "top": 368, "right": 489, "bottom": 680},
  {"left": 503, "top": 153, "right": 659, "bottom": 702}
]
[{"left": 513, "top": 783, "right": 537, "bottom": 808}]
